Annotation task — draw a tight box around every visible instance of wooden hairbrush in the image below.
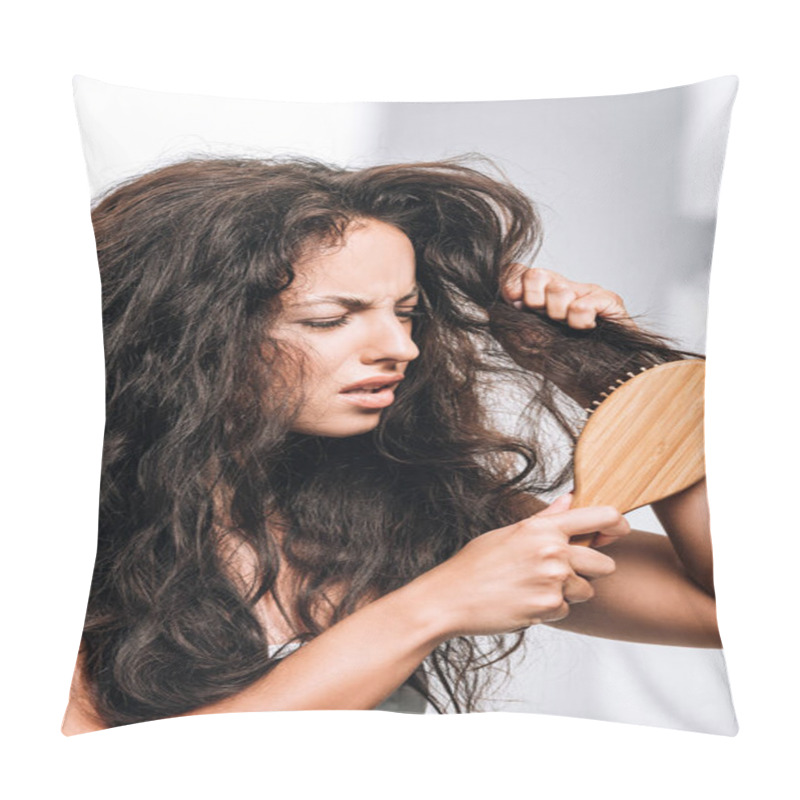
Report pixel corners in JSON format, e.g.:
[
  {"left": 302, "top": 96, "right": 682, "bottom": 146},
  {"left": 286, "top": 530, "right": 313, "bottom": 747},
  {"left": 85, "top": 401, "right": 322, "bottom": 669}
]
[{"left": 569, "top": 359, "right": 706, "bottom": 546}]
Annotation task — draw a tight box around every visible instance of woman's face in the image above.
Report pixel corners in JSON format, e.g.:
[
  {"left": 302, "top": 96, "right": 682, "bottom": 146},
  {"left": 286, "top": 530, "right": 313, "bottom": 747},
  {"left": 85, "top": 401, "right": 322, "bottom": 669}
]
[{"left": 272, "top": 218, "right": 421, "bottom": 437}]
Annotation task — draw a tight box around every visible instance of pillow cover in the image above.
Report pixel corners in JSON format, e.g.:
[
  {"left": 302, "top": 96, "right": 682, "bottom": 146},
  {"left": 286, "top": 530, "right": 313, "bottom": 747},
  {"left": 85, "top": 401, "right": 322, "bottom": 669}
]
[{"left": 65, "top": 75, "right": 738, "bottom": 735}]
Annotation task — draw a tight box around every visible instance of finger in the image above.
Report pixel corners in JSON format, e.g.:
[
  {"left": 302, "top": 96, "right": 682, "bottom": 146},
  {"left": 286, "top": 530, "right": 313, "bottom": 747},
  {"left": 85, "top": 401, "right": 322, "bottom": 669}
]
[
  {"left": 544, "top": 282, "right": 577, "bottom": 320},
  {"left": 567, "top": 545, "right": 617, "bottom": 580},
  {"left": 539, "top": 603, "right": 570, "bottom": 624},
  {"left": 500, "top": 262, "right": 529, "bottom": 303},
  {"left": 562, "top": 573, "right": 595, "bottom": 605},
  {"left": 566, "top": 288, "right": 632, "bottom": 329},
  {"left": 573, "top": 524, "right": 631, "bottom": 549},
  {"left": 524, "top": 506, "right": 630, "bottom": 540},
  {"left": 591, "top": 530, "right": 629, "bottom": 548},
  {"left": 521, "top": 268, "right": 552, "bottom": 308},
  {"left": 596, "top": 294, "right": 636, "bottom": 327},
  {"left": 535, "top": 493, "right": 573, "bottom": 516},
  {"left": 565, "top": 294, "right": 602, "bottom": 329},
  {"left": 537, "top": 597, "right": 571, "bottom": 623}
]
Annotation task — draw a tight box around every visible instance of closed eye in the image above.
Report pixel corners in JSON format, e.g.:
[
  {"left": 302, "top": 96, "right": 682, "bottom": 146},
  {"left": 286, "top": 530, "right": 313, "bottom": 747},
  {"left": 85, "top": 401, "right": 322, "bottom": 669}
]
[
  {"left": 301, "top": 316, "right": 350, "bottom": 329},
  {"left": 301, "top": 308, "right": 423, "bottom": 330}
]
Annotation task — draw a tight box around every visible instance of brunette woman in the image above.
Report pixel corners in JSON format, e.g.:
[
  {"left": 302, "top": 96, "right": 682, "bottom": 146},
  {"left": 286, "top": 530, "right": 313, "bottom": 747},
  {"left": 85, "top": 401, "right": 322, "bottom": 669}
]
[{"left": 63, "top": 156, "right": 718, "bottom": 733}]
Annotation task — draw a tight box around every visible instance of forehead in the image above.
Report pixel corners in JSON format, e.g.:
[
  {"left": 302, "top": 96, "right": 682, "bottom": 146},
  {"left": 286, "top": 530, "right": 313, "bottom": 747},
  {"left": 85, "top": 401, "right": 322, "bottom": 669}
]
[{"left": 289, "top": 219, "right": 416, "bottom": 298}]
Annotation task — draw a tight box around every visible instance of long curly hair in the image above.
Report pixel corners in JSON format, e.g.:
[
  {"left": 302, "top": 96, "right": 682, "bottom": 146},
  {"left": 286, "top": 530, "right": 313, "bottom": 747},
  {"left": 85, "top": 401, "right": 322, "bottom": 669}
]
[{"left": 81, "top": 155, "right": 688, "bottom": 726}]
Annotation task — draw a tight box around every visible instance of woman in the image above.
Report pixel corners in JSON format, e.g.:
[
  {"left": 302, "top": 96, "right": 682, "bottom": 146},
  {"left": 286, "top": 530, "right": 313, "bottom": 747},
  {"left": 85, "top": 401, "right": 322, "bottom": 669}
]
[{"left": 63, "top": 156, "right": 719, "bottom": 733}]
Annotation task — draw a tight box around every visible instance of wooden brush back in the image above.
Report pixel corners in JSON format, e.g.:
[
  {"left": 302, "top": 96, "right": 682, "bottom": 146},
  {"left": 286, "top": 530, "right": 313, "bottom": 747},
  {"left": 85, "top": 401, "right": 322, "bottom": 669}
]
[{"left": 570, "top": 359, "right": 705, "bottom": 543}]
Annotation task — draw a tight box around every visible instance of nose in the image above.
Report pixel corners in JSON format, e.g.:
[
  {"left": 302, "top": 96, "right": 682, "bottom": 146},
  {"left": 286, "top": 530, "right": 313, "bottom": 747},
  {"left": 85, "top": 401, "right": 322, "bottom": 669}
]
[{"left": 360, "top": 312, "right": 420, "bottom": 365}]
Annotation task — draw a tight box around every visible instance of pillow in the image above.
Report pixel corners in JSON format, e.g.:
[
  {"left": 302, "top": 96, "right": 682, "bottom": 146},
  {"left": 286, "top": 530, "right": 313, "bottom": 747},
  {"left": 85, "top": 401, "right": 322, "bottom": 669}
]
[{"left": 66, "top": 75, "right": 738, "bottom": 735}]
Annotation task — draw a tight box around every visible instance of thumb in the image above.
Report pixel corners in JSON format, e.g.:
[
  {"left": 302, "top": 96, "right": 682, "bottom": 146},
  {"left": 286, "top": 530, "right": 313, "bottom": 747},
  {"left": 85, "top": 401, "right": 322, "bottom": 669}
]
[
  {"left": 500, "top": 262, "right": 527, "bottom": 302},
  {"left": 537, "top": 492, "right": 573, "bottom": 516}
]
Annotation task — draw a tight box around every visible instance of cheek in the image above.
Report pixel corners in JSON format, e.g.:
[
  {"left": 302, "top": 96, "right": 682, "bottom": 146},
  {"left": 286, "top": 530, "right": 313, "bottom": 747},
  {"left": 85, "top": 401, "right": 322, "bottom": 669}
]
[{"left": 292, "top": 333, "right": 354, "bottom": 387}]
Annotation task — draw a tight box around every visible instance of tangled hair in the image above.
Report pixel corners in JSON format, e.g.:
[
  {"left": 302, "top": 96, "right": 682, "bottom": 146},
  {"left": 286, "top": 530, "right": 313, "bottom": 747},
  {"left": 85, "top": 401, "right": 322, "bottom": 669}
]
[{"left": 82, "top": 155, "right": 691, "bottom": 726}]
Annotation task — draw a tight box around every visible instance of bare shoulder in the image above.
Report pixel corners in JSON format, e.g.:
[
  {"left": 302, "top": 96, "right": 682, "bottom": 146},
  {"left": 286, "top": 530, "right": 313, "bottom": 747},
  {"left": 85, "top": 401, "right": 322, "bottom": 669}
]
[{"left": 62, "top": 655, "right": 107, "bottom": 736}]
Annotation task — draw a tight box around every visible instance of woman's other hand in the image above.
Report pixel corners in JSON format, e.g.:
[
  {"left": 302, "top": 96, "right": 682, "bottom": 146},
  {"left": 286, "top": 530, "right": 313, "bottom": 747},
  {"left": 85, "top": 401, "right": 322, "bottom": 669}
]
[
  {"left": 407, "top": 494, "right": 631, "bottom": 638},
  {"left": 501, "top": 265, "right": 635, "bottom": 329}
]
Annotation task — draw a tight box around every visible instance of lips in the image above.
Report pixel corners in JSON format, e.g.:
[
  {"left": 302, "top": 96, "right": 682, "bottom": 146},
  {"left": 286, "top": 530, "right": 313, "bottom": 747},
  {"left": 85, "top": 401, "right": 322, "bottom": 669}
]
[
  {"left": 339, "top": 375, "right": 404, "bottom": 394},
  {"left": 338, "top": 375, "right": 404, "bottom": 410}
]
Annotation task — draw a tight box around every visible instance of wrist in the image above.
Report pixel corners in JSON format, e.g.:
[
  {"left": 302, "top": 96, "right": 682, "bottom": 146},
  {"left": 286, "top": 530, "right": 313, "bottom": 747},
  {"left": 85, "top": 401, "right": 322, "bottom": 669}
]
[{"left": 389, "top": 572, "right": 455, "bottom": 650}]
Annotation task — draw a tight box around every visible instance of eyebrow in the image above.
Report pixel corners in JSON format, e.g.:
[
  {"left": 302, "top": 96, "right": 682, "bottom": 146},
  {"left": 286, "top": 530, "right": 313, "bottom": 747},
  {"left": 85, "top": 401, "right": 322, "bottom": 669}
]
[{"left": 289, "top": 286, "right": 420, "bottom": 310}]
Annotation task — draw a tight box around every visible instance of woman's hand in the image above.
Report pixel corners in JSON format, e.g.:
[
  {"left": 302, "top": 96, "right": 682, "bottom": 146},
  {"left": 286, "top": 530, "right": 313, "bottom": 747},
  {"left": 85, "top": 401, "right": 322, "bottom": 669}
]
[
  {"left": 501, "top": 264, "right": 635, "bottom": 329},
  {"left": 407, "top": 495, "right": 631, "bottom": 638}
]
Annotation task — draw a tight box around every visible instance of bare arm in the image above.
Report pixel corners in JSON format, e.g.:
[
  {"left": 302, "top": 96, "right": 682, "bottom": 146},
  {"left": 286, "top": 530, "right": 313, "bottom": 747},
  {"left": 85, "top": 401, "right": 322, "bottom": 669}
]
[
  {"left": 545, "top": 528, "right": 721, "bottom": 647},
  {"left": 188, "top": 507, "right": 633, "bottom": 717},
  {"left": 494, "top": 269, "right": 719, "bottom": 646},
  {"left": 650, "top": 477, "right": 714, "bottom": 595},
  {"left": 63, "top": 483, "right": 718, "bottom": 733},
  {"left": 542, "top": 479, "right": 721, "bottom": 647},
  {"left": 66, "top": 503, "right": 631, "bottom": 730},
  {"left": 63, "top": 584, "right": 446, "bottom": 733},
  {"left": 184, "top": 582, "right": 446, "bottom": 716}
]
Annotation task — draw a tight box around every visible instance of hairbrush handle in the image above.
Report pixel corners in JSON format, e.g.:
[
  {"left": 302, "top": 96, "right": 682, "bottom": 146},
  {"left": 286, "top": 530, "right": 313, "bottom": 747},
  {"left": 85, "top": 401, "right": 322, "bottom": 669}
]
[{"left": 569, "top": 360, "right": 706, "bottom": 547}]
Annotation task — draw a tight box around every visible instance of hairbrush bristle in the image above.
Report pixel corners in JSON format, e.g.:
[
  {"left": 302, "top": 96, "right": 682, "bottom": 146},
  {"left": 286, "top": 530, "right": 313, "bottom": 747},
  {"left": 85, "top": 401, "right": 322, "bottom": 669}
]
[{"left": 583, "top": 364, "right": 655, "bottom": 417}]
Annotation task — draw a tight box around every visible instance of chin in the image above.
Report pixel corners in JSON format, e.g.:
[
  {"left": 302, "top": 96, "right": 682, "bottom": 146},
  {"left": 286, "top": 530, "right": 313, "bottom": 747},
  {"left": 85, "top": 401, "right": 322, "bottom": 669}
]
[{"left": 291, "top": 413, "right": 382, "bottom": 438}]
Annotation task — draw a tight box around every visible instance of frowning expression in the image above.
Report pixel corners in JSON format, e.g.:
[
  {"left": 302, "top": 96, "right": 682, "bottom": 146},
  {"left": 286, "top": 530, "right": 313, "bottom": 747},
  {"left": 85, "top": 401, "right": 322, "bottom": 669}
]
[{"left": 271, "top": 218, "right": 421, "bottom": 437}]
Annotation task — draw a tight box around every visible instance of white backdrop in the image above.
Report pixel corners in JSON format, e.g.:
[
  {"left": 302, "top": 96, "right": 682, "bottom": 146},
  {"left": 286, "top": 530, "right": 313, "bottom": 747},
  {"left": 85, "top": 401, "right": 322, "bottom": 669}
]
[{"left": 3, "top": 1, "right": 797, "bottom": 798}]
